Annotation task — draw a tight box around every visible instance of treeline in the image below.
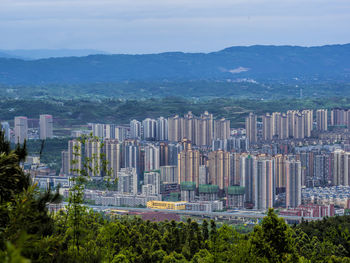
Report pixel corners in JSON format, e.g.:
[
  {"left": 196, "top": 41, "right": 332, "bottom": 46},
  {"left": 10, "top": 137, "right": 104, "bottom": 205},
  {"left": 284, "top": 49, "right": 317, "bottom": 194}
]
[{"left": 3, "top": 97, "right": 350, "bottom": 128}]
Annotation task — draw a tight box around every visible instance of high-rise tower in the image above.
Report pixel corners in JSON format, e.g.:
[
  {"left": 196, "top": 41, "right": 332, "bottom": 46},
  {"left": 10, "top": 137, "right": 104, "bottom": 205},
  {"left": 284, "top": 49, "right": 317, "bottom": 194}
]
[
  {"left": 285, "top": 159, "right": 302, "bottom": 208},
  {"left": 177, "top": 139, "right": 200, "bottom": 187},
  {"left": 316, "top": 109, "right": 328, "bottom": 131},
  {"left": 14, "top": 116, "right": 28, "bottom": 144},
  {"left": 245, "top": 113, "right": 257, "bottom": 144},
  {"left": 39, "top": 114, "right": 53, "bottom": 139}
]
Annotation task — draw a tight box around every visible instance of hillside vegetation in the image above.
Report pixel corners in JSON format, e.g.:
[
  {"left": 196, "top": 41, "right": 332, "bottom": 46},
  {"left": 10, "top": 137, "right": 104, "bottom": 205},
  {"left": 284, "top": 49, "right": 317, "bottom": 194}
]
[
  {"left": 0, "top": 44, "right": 350, "bottom": 99},
  {"left": 1, "top": 44, "right": 349, "bottom": 85}
]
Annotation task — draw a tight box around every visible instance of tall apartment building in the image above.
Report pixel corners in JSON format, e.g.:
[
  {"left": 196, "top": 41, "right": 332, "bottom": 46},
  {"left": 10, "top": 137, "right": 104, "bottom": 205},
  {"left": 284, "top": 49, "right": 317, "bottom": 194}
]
[
  {"left": 105, "top": 124, "right": 116, "bottom": 139},
  {"left": 61, "top": 150, "right": 69, "bottom": 175},
  {"left": 240, "top": 154, "right": 255, "bottom": 205},
  {"left": 271, "top": 112, "right": 281, "bottom": 137},
  {"left": 142, "top": 118, "right": 157, "bottom": 140},
  {"left": 316, "top": 109, "right": 328, "bottom": 131},
  {"left": 302, "top": 110, "right": 313, "bottom": 138},
  {"left": 262, "top": 113, "right": 273, "bottom": 141},
  {"left": 208, "top": 150, "right": 230, "bottom": 190},
  {"left": 115, "top": 125, "right": 129, "bottom": 141},
  {"left": 177, "top": 140, "right": 200, "bottom": 187},
  {"left": 103, "top": 139, "right": 121, "bottom": 178},
  {"left": 160, "top": 165, "right": 177, "bottom": 183},
  {"left": 279, "top": 113, "right": 289, "bottom": 139},
  {"left": 159, "top": 142, "right": 168, "bottom": 167},
  {"left": 245, "top": 113, "right": 257, "bottom": 144},
  {"left": 1, "top": 122, "right": 11, "bottom": 141},
  {"left": 314, "top": 153, "right": 331, "bottom": 185},
  {"left": 332, "top": 150, "right": 350, "bottom": 186},
  {"left": 168, "top": 111, "right": 214, "bottom": 146},
  {"left": 63, "top": 139, "right": 120, "bottom": 177},
  {"left": 130, "top": 120, "right": 142, "bottom": 139},
  {"left": 297, "top": 151, "right": 310, "bottom": 186},
  {"left": 167, "top": 114, "right": 182, "bottom": 142},
  {"left": 122, "top": 140, "right": 141, "bottom": 174},
  {"left": 168, "top": 143, "right": 181, "bottom": 166},
  {"left": 214, "top": 118, "right": 230, "bottom": 140},
  {"left": 156, "top": 117, "right": 168, "bottom": 141},
  {"left": 261, "top": 112, "right": 290, "bottom": 140},
  {"left": 182, "top": 111, "right": 195, "bottom": 143},
  {"left": 144, "top": 144, "right": 160, "bottom": 171},
  {"left": 92, "top": 123, "right": 105, "bottom": 138},
  {"left": 285, "top": 159, "right": 302, "bottom": 208},
  {"left": 294, "top": 150, "right": 332, "bottom": 187},
  {"left": 14, "top": 116, "right": 28, "bottom": 144},
  {"left": 331, "top": 109, "right": 347, "bottom": 126},
  {"left": 285, "top": 110, "right": 313, "bottom": 139},
  {"left": 294, "top": 112, "right": 304, "bottom": 139},
  {"left": 230, "top": 153, "right": 241, "bottom": 186},
  {"left": 287, "top": 110, "right": 297, "bottom": 138},
  {"left": 85, "top": 139, "right": 102, "bottom": 177},
  {"left": 39, "top": 114, "right": 53, "bottom": 139},
  {"left": 254, "top": 156, "right": 275, "bottom": 210},
  {"left": 199, "top": 165, "right": 208, "bottom": 185},
  {"left": 68, "top": 140, "right": 82, "bottom": 175},
  {"left": 191, "top": 111, "right": 214, "bottom": 146},
  {"left": 274, "top": 154, "right": 286, "bottom": 190}
]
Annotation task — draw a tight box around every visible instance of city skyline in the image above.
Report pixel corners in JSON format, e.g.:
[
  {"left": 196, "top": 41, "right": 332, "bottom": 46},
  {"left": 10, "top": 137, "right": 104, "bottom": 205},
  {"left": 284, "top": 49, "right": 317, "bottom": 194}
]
[{"left": 2, "top": 0, "right": 350, "bottom": 260}]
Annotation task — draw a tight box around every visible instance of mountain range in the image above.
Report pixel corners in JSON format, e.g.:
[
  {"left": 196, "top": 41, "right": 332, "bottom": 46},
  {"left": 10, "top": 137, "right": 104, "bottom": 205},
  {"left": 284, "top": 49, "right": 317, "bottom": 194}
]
[
  {"left": 0, "top": 49, "right": 108, "bottom": 60},
  {"left": 0, "top": 44, "right": 349, "bottom": 85}
]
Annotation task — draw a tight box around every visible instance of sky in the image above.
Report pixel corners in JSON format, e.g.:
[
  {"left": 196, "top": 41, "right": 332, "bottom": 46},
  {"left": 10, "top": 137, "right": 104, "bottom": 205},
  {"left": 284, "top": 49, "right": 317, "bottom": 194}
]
[{"left": 0, "top": 0, "right": 350, "bottom": 54}]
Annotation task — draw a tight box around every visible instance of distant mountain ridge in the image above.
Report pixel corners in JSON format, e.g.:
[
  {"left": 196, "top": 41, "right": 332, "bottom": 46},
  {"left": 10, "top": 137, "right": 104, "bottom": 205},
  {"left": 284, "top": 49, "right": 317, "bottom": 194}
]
[
  {"left": 0, "top": 49, "right": 108, "bottom": 60},
  {"left": 0, "top": 51, "right": 22, "bottom": 59},
  {"left": 0, "top": 44, "right": 349, "bottom": 85}
]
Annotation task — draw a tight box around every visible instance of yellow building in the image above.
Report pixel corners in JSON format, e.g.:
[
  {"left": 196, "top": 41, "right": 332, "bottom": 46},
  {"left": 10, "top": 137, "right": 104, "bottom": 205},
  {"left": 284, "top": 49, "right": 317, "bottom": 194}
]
[
  {"left": 177, "top": 140, "right": 200, "bottom": 187},
  {"left": 147, "top": 201, "right": 187, "bottom": 210}
]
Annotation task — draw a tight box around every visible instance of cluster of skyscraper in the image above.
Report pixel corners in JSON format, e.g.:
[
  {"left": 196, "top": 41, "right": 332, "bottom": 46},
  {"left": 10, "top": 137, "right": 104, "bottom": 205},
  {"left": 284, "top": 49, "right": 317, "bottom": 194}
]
[
  {"left": 61, "top": 135, "right": 304, "bottom": 210},
  {"left": 0, "top": 114, "right": 53, "bottom": 143},
  {"left": 128, "top": 111, "right": 230, "bottom": 144},
  {"left": 60, "top": 111, "right": 305, "bottom": 210},
  {"left": 247, "top": 108, "right": 350, "bottom": 144},
  {"left": 177, "top": 144, "right": 302, "bottom": 210},
  {"left": 246, "top": 109, "right": 317, "bottom": 143}
]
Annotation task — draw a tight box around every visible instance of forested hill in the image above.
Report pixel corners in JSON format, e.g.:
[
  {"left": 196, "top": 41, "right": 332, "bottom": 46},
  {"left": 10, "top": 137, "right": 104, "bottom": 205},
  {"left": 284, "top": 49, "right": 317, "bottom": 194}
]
[{"left": 0, "top": 44, "right": 350, "bottom": 85}]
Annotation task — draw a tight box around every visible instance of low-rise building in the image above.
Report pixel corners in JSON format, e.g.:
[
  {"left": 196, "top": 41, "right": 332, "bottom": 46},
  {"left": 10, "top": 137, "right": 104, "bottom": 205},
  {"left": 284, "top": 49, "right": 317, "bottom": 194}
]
[
  {"left": 147, "top": 200, "right": 187, "bottom": 210},
  {"left": 185, "top": 201, "right": 223, "bottom": 212}
]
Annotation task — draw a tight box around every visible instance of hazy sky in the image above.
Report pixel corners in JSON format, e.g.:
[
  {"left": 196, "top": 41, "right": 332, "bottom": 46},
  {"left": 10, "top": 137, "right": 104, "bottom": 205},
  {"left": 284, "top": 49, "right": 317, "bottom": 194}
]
[{"left": 1, "top": 0, "right": 349, "bottom": 53}]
